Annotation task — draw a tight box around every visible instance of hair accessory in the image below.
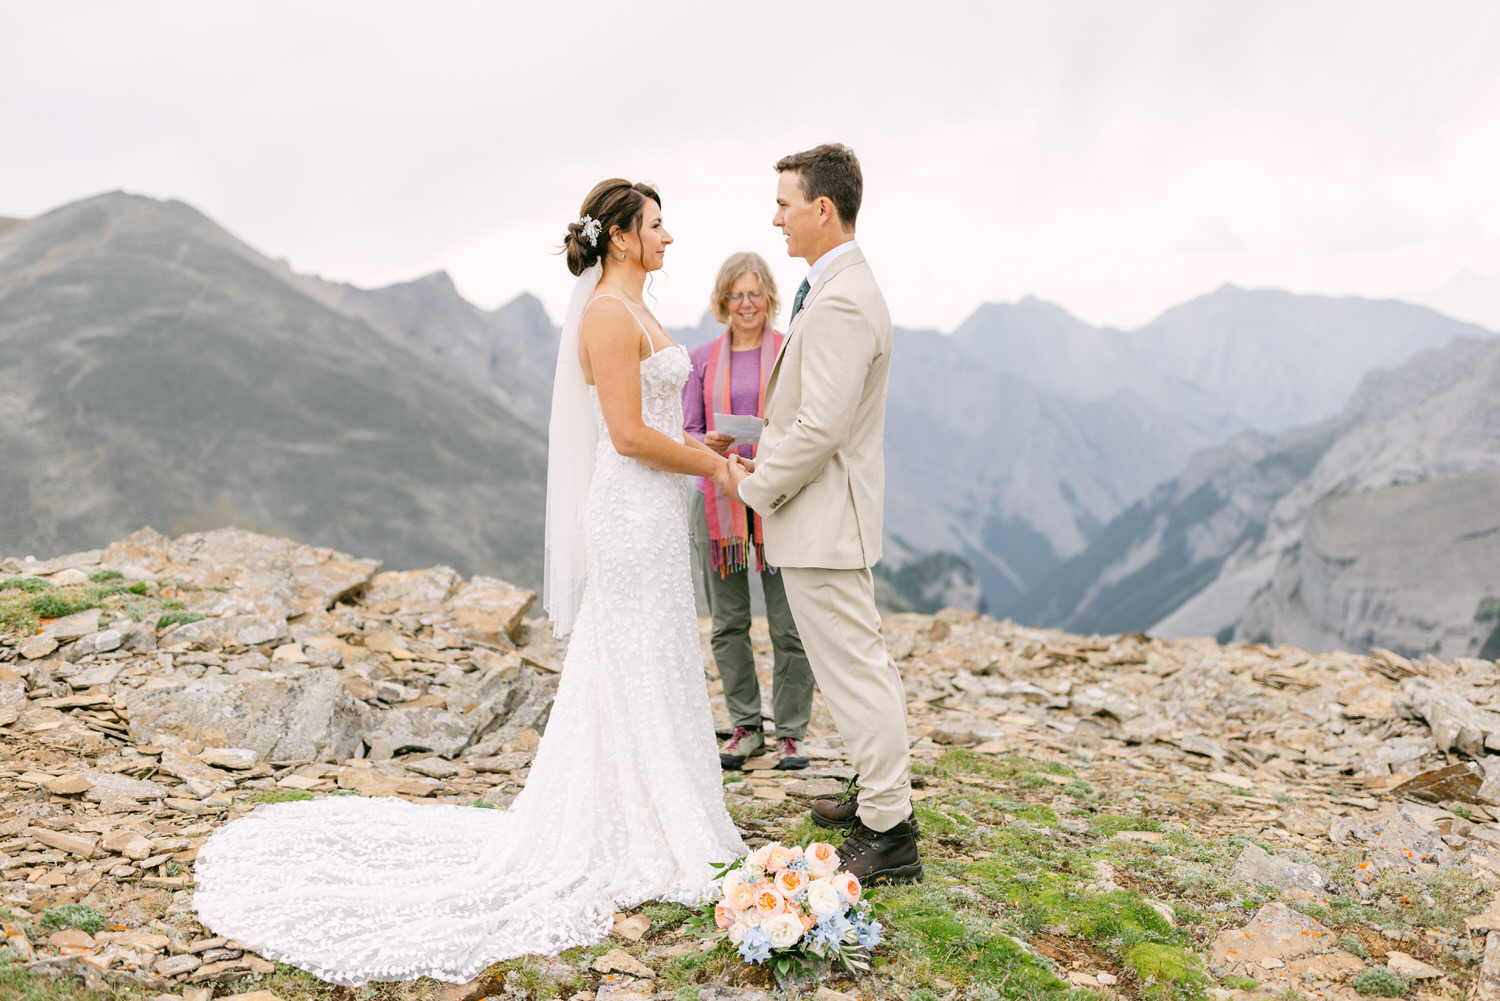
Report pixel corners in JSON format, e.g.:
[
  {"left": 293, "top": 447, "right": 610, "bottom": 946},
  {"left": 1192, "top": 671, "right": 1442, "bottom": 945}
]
[{"left": 577, "top": 215, "right": 602, "bottom": 248}]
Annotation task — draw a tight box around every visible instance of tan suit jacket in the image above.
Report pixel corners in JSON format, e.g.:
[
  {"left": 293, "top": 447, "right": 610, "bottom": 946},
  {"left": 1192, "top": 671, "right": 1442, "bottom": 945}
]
[{"left": 740, "top": 248, "right": 892, "bottom": 569}]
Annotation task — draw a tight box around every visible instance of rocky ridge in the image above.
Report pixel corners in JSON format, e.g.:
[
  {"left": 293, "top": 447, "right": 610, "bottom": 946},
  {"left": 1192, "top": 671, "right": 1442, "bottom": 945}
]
[{"left": 7, "top": 531, "right": 1500, "bottom": 1001}]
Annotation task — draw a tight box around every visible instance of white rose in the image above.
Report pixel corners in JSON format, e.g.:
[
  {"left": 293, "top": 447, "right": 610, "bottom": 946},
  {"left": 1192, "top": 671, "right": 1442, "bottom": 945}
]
[
  {"left": 804, "top": 878, "right": 842, "bottom": 917},
  {"left": 728, "top": 918, "right": 749, "bottom": 944},
  {"left": 721, "top": 868, "right": 748, "bottom": 897},
  {"left": 763, "top": 912, "right": 804, "bottom": 949}
]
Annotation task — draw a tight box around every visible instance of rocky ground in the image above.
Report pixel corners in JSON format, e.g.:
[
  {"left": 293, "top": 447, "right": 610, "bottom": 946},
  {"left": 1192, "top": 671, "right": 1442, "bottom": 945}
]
[{"left": 6, "top": 529, "right": 1500, "bottom": 1001}]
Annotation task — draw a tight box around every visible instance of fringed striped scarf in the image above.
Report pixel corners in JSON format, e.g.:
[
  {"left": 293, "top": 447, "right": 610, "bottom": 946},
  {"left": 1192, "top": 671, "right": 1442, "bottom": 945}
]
[{"left": 701, "top": 324, "right": 782, "bottom": 575}]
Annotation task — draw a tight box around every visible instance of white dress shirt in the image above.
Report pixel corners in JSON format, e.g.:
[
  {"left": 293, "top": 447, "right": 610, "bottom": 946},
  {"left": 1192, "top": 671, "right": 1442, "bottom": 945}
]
[{"left": 802, "top": 238, "right": 859, "bottom": 292}]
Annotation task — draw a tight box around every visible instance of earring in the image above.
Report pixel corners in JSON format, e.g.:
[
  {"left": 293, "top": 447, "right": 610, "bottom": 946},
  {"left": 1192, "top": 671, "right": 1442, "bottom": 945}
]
[{"left": 620, "top": 251, "right": 626, "bottom": 260}]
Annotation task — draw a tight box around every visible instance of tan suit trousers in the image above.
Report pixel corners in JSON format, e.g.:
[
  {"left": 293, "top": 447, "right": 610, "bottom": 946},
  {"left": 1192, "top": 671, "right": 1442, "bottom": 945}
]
[{"left": 779, "top": 565, "right": 912, "bottom": 831}]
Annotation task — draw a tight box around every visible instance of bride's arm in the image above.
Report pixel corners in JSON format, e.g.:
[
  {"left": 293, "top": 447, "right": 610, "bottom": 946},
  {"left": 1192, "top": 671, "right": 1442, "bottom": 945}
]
[{"left": 582, "top": 300, "right": 731, "bottom": 485}]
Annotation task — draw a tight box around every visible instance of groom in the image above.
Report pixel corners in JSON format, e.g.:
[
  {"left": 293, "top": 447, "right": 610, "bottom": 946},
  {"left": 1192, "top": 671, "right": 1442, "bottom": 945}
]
[{"left": 726, "top": 143, "right": 921, "bottom": 885}]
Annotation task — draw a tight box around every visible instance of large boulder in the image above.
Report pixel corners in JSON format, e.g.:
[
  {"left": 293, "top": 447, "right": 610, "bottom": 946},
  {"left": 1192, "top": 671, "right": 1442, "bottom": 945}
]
[
  {"left": 101, "top": 528, "right": 381, "bottom": 619},
  {"left": 437, "top": 576, "right": 535, "bottom": 646},
  {"left": 120, "top": 668, "right": 363, "bottom": 762},
  {"left": 362, "top": 706, "right": 475, "bottom": 759}
]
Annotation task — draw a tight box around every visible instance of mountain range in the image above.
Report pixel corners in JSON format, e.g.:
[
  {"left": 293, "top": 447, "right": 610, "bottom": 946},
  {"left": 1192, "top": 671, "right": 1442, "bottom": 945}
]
[
  {"left": 1011, "top": 332, "right": 1500, "bottom": 658},
  {"left": 0, "top": 193, "right": 548, "bottom": 584},
  {"left": 5, "top": 191, "right": 1496, "bottom": 653}
]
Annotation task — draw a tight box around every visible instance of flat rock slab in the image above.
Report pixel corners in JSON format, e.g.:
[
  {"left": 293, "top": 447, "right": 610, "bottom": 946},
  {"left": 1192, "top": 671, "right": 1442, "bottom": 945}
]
[
  {"left": 1391, "top": 761, "right": 1486, "bottom": 804},
  {"left": 1386, "top": 951, "right": 1443, "bottom": 979},
  {"left": 104, "top": 528, "right": 380, "bottom": 619},
  {"left": 1229, "top": 843, "right": 1330, "bottom": 893},
  {"left": 42, "top": 609, "right": 103, "bottom": 639},
  {"left": 1404, "top": 678, "right": 1500, "bottom": 756},
  {"left": 82, "top": 769, "right": 170, "bottom": 803},
  {"left": 1210, "top": 902, "right": 1334, "bottom": 968},
  {"left": 611, "top": 913, "right": 650, "bottom": 942},
  {"left": 1362, "top": 805, "right": 1449, "bottom": 875},
  {"left": 363, "top": 706, "right": 475, "bottom": 758},
  {"left": 200, "top": 747, "right": 258, "bottom": 770},
  {"left": 124, "top": 668, "right": 362, "bottom": 763},
  {"left": 439, "top": 575, "right": 535, "bottom": 645},
  {"left": 698, "top": 988, "right": 775, "bottom": 1001},
  {"left": 590, "top": 948, "right": 653, "bottom": 978},
  {"left": 170, "top": 615, "right": 288, "bottom": 649},
  {"left": 364, "top": 566, "right": 462, "bottom": 615}
]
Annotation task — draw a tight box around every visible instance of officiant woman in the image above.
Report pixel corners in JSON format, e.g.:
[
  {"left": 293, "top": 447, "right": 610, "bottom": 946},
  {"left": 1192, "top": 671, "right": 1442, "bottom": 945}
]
[{"left": 682, "top": 252, "right": 814, "bottom": 772}]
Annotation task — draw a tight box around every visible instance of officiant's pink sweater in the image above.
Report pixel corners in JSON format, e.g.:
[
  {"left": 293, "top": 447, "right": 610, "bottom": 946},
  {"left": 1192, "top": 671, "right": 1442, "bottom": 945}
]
[{"left": 681, "top": 340, "right": 769, "bottom": 461}]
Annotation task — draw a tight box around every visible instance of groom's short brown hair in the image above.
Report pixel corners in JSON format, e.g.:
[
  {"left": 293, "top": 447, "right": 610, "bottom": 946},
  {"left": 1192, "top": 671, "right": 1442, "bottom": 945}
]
[{"left": 775, "top": 143, "right": 861, "bottom": 231}]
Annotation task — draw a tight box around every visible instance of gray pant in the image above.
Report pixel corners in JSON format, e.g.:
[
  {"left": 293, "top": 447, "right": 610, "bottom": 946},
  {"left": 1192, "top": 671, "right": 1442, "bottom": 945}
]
[{"left": 691, "top": 490, "right": 815, "bottom": 740}]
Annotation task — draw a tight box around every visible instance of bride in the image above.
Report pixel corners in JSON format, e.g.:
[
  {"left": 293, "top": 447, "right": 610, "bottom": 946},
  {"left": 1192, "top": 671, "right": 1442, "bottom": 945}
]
[{"left": 193, "top": 179, "right": 748, "bottom": 984}]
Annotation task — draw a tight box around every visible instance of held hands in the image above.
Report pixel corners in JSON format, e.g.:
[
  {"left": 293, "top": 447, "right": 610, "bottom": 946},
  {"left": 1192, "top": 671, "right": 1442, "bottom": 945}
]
[
  {"left": 724, "top": 453, "right": 753, "bottom": 504},
  {"left": 704, "top": 431, "right": 734, "bottom": 455}
]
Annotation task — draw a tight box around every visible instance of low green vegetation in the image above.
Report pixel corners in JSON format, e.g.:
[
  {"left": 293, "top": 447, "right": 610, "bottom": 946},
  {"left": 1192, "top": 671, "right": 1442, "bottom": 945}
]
[
  {"left": 247, "top": 789, "right": 316, "bottom": 804},
  {"left": 0, "top": 571, "right": 184, "bottom": 633},
  {"left": 156, "top": 609, "right": 206, "bottom": 629},
  {"left": 26, "top": 592, "right": 101, "bottom": 621},
  {"left": 41, "top": 904, "right": 105, "bottom": 935},
  {"left": 1352, "top": 966, "right": 1407, "bottom": 997}
]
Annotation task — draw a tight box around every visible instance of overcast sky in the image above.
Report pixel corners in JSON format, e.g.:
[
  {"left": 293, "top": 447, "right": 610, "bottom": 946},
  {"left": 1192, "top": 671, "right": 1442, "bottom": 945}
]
[{"left": 4, "top": 1, "right": 1500, "bottom": 331}]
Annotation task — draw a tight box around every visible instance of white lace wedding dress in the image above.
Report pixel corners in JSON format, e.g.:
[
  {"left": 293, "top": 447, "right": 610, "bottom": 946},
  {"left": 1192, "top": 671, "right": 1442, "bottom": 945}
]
[{"left": 194, "top": 342, "right": 746, "bottom": 984}]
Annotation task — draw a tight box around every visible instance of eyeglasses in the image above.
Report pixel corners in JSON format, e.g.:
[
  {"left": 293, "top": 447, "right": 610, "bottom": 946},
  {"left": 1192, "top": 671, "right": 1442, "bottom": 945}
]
[{"left": 727, "top": 290, "right": 765, "bottom": 304}]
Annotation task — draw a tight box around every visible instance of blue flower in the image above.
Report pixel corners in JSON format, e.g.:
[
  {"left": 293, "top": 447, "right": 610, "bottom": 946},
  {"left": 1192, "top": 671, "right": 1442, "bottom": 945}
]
[
  {"left": 807, "top": 915, "right": 842, "bottom": 951},
  {"left": 737, "top": 925, "right": 772, "bottom": 964},
  {"left": 855, "top": 917, "right": 883, "bottom": 950},
  {"left": 786, "top": 855, "right": 809, "bottom": 873}
]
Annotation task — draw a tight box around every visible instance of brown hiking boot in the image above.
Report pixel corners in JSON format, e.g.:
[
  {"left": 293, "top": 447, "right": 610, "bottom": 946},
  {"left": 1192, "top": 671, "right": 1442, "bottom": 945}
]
[
  {"left": 836, "top": 815, "right": 924, "bottom": 885},
  {"left": 810, "top": 776, "right": 921, "bottom": 838},
  {"left": 810, "top": 774, "right": 860, "bottom": 830}
]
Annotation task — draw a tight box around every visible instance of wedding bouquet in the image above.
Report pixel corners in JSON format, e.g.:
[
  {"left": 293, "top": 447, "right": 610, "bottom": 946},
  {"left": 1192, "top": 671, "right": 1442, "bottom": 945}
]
[{"left": 688, "top": 841, "right": 884, "bottom": 982}]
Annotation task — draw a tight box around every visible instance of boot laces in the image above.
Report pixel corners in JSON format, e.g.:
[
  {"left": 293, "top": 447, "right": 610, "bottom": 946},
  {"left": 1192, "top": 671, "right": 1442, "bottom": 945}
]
[
  {"left": 839, "top": 821, "right": 879, "bottom": 861},
  {"left": 779, "top": 737, "right": 799, "bottom": 757},
  {"left": 726, "top": 726, "right": 753, "bottom": 752}
]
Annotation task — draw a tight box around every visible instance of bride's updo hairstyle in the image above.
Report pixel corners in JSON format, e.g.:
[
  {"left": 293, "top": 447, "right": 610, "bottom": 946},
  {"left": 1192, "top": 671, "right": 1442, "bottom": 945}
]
[{"left": 563, "top": 179, "right": 662, "bottom": 276}]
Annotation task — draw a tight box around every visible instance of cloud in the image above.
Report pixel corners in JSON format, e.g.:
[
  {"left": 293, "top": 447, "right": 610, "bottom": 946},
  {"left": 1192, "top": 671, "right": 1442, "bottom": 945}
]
[{"left": 2, "top": 0, "right": 1499, "bottom": 330}]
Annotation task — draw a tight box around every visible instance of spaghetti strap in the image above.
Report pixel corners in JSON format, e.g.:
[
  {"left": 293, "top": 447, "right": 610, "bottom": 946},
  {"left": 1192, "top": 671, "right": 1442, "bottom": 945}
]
[{"left": 587, "top": 293, "right": 661, "bottom": 356}]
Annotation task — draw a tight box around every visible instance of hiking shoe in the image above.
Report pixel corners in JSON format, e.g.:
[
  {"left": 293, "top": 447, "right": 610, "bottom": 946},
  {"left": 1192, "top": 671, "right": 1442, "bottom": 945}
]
[
  {"left": 836, "top": 815, "right": 924, "bottom": 885},
  {"left": 810, "top": 775, "right": 922, "bottom": 837},
  {"left": 810, "top": 773, "right": 860, "bottom": 829},
  {"left": 719, "top": 726, "right": 765, "bottom": 770},
  {"left": 774, "top": 736, "right": 809, "bottom": 770}
]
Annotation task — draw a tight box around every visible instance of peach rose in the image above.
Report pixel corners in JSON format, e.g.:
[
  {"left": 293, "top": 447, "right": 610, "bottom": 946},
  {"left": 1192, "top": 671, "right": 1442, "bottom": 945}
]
[
  {"left": 753, "top": 882, "right": 787, "bottom": 917},
  {"left": 747, "top": 844, "right": 774, "bottom": 871},
  {"left": 726, "top": 882, "right": 756, "bottom": 913},
  {"left": 714, "top": 903, "right": 735, "bottom": 929},
  {"left": 806, "top": 841, "right": 840, "bottom": 878},
  {"left": 766, "top": 844, "right": 793, "bottom": 873},
  {"left": 832, "top": 871, "right": 862, "bottom": 904},
  {"left": 775, "top": 867, "right": 808, "bottom": 899},
  {"left": 800, "top": 912, "right": 817, "bottom": 934}
]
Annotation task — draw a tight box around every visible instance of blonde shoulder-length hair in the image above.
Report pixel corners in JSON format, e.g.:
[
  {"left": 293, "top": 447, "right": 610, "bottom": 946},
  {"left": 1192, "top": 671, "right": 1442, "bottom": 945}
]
[{"left": 709, "top": 251, "right": 780, "bottom": 326}]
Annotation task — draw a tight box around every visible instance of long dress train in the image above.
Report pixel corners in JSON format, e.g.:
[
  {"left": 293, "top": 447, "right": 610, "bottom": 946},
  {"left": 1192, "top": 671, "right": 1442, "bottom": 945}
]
[{"left": 193, "top": 344, "right": 746, "bottom": 984}]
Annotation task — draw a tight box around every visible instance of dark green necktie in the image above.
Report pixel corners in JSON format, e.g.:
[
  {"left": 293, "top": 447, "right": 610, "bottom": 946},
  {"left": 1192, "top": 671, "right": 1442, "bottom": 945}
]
[{"left": 790, "top": 278, "right": 811, "bottom": 321}]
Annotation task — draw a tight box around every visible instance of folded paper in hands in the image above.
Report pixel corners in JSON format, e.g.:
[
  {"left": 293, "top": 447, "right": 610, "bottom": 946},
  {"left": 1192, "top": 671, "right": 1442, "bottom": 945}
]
[{"left": 713, "top": 413, "right": 764, "bottom": 446}]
